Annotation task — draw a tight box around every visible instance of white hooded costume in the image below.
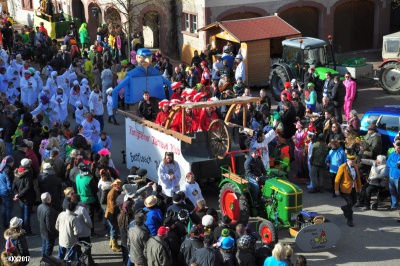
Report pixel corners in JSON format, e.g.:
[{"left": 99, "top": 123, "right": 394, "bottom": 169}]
[
  {"left": 6, "top": 61, "right": 21, "bottom": 88},
  {"left": 82, "top": 116, "right": 101, "bottom": 144},
  {"left": 69, "top": 80, "right": 81, "bottom": 108},
  {"left": 80, "top": 78, "right": 90, "bottom": 108},
  {"left": 46, "top": 71, "right": 59, "bottom": 96},
  {"left": 31, "top": 95, "right": 60, "bottom": 126},
  {"left": 106, "top": 87, "right": 114, "bottom": 116},
  {"left": 6, "top": 84, "right": 20, "bottom": 104},
  {"left": 75, "top": 101, "right": 88, "bottom": 125},
  {"left": 20, "top": 68, "right": 38, "bottom": 106},
  {"left": 37, "top": 86, "right": 51, "bottom": 103},
  {"left": 50, "top": 87, "right": 68, "bottom": 122}
]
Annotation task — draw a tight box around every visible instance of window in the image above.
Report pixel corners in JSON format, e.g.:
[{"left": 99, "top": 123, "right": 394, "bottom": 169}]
[
  {"left": 21, "top": 0, "right": 34, "bottom": 10},
  {"left": 183, "top": 12, "right": 197, "bottom": 33},
  {"left": 378, "top": 116, "right": 399, "bottom": 132}
]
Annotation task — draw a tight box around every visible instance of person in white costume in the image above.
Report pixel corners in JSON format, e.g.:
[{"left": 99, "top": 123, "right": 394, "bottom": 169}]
[
  {"left": 20, "top": 67, "right": 37, "bottom": 109},
  {"left": 69, "top": 80, "right": 81, "bottom": 112},
  {"left": 31, "top": 94, "right": 60, "bottom": 127},
  {"left": 81, "top": 112, "right": 101, "bottom": 144},
  {"left": 46, "top": 71, "right": 59, "bottom": 96},
  {"left": 80, "top": 78, "right": 90, "bottom": 108},
  {"left": 75, "top": 101, "right": 88, "bottom": 125},
  {"left": 250, "top": 127, "right": 277, "bottom": 169},
  {"left": 181, "top": 172, "right": 203, "bottom": 206},
  {"left": 51, "top": 87, "right": 68, "bottom": 122},
  {"left": 5, "top": 81, "right": 20, "bottom": 104}
]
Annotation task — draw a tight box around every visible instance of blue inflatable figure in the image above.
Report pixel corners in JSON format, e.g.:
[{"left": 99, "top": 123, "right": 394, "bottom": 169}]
[{"left": 112, "top": 48, "right": 172, "bottom": 109}]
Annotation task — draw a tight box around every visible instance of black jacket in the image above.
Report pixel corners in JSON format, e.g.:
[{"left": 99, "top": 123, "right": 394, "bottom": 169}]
[
  {"left": 329, "top": 82, "right": 346, "bottom": 107},
  {"left": 245, "top": 156, "right": 267, "bottom": 180},
  {"left": 2, "top": 116, "right": 17, "bottom": 143},
  {"left": 213, "top": 225, "right": 236, "bottom": 242},
  {"left": 217, "top": 65, "right": 234, "bottom": 79},
  {"left": 4, "top": 228, "right": 30, "bottom": 261},
  {"left": 11, "top": 151, "right": 27, "bottom": 171},
  {"left": 280, "top": 107, "right": 297, "bottom": 139},
  {"left": 137, "top": 100, "right": 155, "bottom": 120},
  {"left": 192, "top": 246, "right": 223, "bottom": 266},
  {"left": 38, "top": 170, "right": 62, "bottom": 212},
  {"left": 179, "top": 236, "right": 204, "bottom": 266},
  {"left": 37, "top": 202, "right": 59, "bottom": 240},
  {"left": 12, "top": 168, "right": 35, "bottom": 205}
]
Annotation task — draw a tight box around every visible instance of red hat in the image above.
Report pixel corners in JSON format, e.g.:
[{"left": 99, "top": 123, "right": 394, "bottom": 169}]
[
  {"left": 157, "top": 226, "right": 170, "bottom": 235},
  {"left": 201, "top": 61, "right": 207, "bottom": 66},
  {"left": 193, "top": 92, "right": 207, "bottom": 102},
  {"left": 284, "top": 82, "right": 291, "bottom": 89},
  {"left": 182, "top": 89, "right": 196, "bottom": 98},
  {"left": 171, "top": 82, "right": 182, "bottom": 90},
  {"left": 169, "top": 99, "right": 182, "bottom": 106},
  {"left": 158, "top": 99, "right": 170, "bottom": 108}
]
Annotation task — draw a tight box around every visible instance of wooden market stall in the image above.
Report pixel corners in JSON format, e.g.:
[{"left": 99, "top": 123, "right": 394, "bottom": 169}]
[{"left": 198, "top": 15, "right": 301, "bottom": 87}]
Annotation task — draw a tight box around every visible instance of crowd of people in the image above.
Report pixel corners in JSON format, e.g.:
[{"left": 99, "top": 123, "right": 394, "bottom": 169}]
[{"left": 0, "top": 13, "right": 398, "bottom": 266}]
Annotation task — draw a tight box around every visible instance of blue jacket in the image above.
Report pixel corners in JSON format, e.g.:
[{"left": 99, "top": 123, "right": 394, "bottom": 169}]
[
  {"left": 112, "top": 65, "right": 172, "bottom": 107},
  {"left": 144, "top": 207, "right": 163, "bottom": 236},
  {"left": 387, "top": 151, "right": 400, "bottom": 179},
  {"left": 325, "top": 146, "right": 347, "bottom": 173},
  {"left": 0, "top": 166, "right": 13, "bottom": 197}
]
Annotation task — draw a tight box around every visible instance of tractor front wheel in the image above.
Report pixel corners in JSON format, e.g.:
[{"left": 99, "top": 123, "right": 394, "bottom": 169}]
[
  {"left": 219, "top": 183, "right": 250, "bottom": 226},
  {"left": 379, "top": 62, "right": 400, "bottom": 94},
  {"left": 258, "top": 219, "right": 278, "bottom": 244},
  {"left": 269, "top": 66, "right": 290, "bottom": 101}
]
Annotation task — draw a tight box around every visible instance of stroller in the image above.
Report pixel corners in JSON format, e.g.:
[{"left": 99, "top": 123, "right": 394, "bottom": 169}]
[{"left": 39, "top": 241, "right": 93, "bottom": 266}]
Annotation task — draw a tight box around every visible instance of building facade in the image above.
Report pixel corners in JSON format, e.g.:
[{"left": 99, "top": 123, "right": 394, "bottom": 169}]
[
  {"left": 181, "top": 0, "right": 391, "bottom": 64},
  {"left": 8, "top": 0, "right": 392, "bottom": 64}
]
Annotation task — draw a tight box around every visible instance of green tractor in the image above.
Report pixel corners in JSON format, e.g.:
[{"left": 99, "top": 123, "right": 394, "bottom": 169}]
[
  {"left": 269, "top": 37, "right": 339, "bottom": 101},
  {"left": 218, "top": 165, "right": 303, "bottom": 244}
]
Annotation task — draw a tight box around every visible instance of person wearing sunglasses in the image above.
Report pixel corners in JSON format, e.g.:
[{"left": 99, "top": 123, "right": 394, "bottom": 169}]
[{"left": 343, "top": 72, "right": 357, "bottom": 122}]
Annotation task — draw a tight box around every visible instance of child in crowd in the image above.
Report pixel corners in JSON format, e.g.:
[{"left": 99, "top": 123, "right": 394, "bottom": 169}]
[{"left": 181, "top": 172, "right": 203, "bottom": 205}]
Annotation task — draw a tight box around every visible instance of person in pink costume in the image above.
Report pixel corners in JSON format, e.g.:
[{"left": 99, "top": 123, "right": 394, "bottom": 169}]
[{"left": 343, "top": 72, "right": 357, "bottom": 122}]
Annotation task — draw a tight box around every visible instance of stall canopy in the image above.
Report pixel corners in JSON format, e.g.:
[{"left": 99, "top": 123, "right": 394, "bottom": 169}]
[{"left": 198, "top": 15, "right": 301, "bottom": 86}]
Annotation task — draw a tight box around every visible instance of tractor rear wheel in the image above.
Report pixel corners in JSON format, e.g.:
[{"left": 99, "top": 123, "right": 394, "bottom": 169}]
[
  {"left": 258, "top": 219, "right": 278, "bottom": 244},
  {"left": 269, "top": 66, "right": 290, "bottom": 101},
  {"left": 379, "top": 62, "right": 400, "bottom": 94},
  {"left": 219, "top": 183, "right": 250, "bottom": 226}
]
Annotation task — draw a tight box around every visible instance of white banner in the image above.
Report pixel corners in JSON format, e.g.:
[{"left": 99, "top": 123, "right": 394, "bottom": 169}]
[{"left": 125, "top": 117, "right": 191, "bottom": 186}]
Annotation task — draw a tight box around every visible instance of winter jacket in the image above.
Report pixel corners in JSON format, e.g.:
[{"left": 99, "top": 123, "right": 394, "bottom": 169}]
[
  {"left": 12, "top": 168, "right": 35, "bottom": 205},
  {"left": 361, "top": 159, "right": 389, "bottom": 187},
  {"left": 325, "top": 146, "right": 347, "bottom": 173},
  {"left": 56, "top": 209, "right": 82, "bottom": 248},
  {"left": 387, "top": 151, "right": 400, "bottom": 179},
  {"left": 335, "top": 163, "right": 362, "bottom": 194},
  {"left": 105, "top": 188, "right": 121, "bottom": 222},
  {"left": 280, "top": 107, "right": 296, "bottom": 139},
  {"left": 128, "top": 224, "right": 150, "bottom": 265},
  {"left": 3, "top": 228, "right": 30, "bottom": 260},
  {"left": 144, "top": 207, "right": 163, "bottom": 236},
  {"left": 146, "top": 235, "right": 172, "bottom": 266},
  {"left": 191, "top": 246, "right": 222, "bottom": 266},
  {"left": 310, "top": 141, "right": 329, "bottom": 167},
  {"left": 236, "top": 249, "right": 256, "bottom": 266},
  {"left": 215, "top": 249, "right": 238, "bottom": 266},
  {"left": 75, "top": 204, "right": 92, "bottom": 238},
  {"left": 179, "top": 236, "right": 204, "bottom": 265},
  {"left": 38, "top": 170, "right": 62, "bottom": 212},
  {"left": 0, "top": 166, "right": 13, "bottom": 197},
  {"left": 37, "top": 202, "right": 59, "bottom": 240},
  {"left": 364, "top": 132, "right": 382, "bottom": 159}
]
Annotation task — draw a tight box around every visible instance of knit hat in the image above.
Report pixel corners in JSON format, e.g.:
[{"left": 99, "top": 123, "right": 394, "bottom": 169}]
[
  {"left": 20, "top": 158, "right": 31, "bottom": 167},
  {"left": 221, "top": 215, "right": 232, "bottom": 225},
  {"left": 221, "top": 228, "right": 230, "bottom": 237},
  {"left": 202, "top": 215, "right": 214, "bottom": 227},
  {"left": 157, "top": 226, "right": 170, "bottom": 236},
  {"left": 43, "top": 162, "right": 52, "bottom": 171}
]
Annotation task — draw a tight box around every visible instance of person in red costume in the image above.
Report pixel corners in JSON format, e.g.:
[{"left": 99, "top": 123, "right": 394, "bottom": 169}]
[
  {"left": 200, "top": 61, "right": 211, "bottom": 95},
  {"left": 155, "top": 100, "right": 170, "bottom": 127},
  {"left": 192, "top": 92, "right": 208, "bottom": 122},
  {"left": 199, "top": 105, "right": 218, "bottom": 131},
  {"left": 171, "top": 103, "right": 199, "bottom": 133},
  {"left": 181, "top": 88, "right": 196, "bottom": 102},
  {"left": 169, "top": 99, "right": 182, "bottom": 132},
  {"left": 170, "top": 82, "right": 183, "bottom": 100}
]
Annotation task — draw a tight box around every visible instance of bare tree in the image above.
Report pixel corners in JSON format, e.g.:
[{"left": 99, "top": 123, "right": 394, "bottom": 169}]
[{"left": 101, "top": 0, "right": 183, "bottom": 57}]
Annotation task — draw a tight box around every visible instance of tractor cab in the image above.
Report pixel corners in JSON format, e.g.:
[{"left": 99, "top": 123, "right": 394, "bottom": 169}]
[
  {"left": 382, "top": 32, "right": 400, "bottom": 60},
  {"left": 282, "top": 37, "right": 329, "bottom": 69},
  {"left": 270, "top": 37, "right": 338, "bottom": 100}
]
